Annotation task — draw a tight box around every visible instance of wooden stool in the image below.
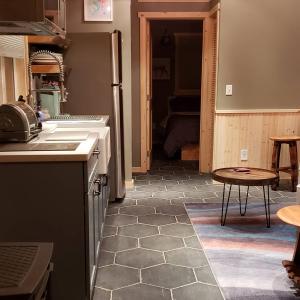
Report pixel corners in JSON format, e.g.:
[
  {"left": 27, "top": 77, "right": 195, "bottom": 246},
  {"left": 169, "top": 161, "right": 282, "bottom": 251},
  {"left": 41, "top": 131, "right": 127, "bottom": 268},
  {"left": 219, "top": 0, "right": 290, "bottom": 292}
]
[
  {"left": 270, "top": 136, "right": 300, "bottom": 192},
  {"left": 277, "top": 205, "right": 300, "bottom": 285}
]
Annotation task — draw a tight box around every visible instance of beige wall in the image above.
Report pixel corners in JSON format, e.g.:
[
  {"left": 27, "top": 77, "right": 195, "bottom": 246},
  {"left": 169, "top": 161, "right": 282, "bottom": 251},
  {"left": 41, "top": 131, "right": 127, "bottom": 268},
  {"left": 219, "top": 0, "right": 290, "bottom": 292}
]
[
  {"left": 66, "top": 0, "right": 132, "bottom": 181},
  {"left": 217, "top": 0, "right": 300, "bottom": 110}
]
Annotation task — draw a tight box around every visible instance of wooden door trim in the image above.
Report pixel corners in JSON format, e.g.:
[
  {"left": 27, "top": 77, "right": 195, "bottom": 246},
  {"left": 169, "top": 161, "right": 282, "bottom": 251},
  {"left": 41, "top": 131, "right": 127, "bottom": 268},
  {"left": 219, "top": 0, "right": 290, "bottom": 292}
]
[
  {"left": 138, "top": 12, "right": 209, "bottom": 19},
  {"left": 137, "top": 10, "right": 219, "bottom": 173},
  {"left": 138, "top": 0, "right": 210, "bottom": 3}
]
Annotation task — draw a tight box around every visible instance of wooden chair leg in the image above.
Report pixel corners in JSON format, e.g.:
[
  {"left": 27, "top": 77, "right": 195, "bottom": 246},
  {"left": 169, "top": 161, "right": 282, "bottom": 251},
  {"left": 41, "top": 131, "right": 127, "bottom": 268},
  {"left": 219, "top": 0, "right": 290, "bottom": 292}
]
[
  {"left": 271, "top": 141, "right": 281, "bottom": 190},
  {"left": 289, "top": 141, "right": 298, "bottom": 192}
]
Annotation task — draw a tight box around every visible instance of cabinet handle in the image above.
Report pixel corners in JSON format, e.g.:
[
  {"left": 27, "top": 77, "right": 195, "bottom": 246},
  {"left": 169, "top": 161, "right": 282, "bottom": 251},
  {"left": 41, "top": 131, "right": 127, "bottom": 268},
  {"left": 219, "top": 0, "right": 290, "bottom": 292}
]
[
  {"left": 93, "top": 149, "right": 100, "bottom": 156},
  {"left": 102, "top": 175, "right": 108, "bottom": 187},
  {"left": 93, "top": 190, "right": 100, "bottom": 196}
]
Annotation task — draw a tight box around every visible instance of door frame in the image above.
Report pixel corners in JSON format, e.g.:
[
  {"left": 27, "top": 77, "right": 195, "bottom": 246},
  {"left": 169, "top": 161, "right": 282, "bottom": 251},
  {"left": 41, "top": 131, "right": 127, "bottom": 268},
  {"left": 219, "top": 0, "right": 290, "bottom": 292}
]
[{"left": 136, "top": 7, "right": 220, "bottom": 173}]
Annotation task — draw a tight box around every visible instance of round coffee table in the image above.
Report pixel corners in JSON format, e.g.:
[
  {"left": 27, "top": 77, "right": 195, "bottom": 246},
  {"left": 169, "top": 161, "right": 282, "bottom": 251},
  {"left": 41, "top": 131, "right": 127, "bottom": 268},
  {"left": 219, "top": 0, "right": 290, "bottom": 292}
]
[{"left": 212, "top": 167, "right": 278, "bottom": 227}]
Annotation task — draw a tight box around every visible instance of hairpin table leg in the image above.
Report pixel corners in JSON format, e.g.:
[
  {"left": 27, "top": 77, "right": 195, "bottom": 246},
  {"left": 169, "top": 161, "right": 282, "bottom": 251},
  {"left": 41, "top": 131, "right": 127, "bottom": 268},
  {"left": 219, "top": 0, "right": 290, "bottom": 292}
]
[
  {"left": 221, "top": 184, "right": 232, "bottom": 226},
  {"left": 238, "top": 185, "right": 249, "bottom": 216}
]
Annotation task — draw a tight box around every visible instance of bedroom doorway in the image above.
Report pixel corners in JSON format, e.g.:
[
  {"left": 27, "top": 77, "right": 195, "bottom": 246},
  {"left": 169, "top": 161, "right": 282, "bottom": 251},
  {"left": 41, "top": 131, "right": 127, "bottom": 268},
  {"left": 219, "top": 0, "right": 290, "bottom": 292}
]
[
  {"left": 150, "top": 20, "right": 203, "bottom": 164},
  {"left": 138, "top": 9, "right": 220, "bottom": 173}
]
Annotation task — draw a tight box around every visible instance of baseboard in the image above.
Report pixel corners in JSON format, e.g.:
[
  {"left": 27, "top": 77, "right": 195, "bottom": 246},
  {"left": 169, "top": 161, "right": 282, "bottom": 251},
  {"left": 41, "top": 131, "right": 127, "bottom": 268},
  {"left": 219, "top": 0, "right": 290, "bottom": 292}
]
[{"left": 125, "top": 179, "right": 134, "bottom": 189}]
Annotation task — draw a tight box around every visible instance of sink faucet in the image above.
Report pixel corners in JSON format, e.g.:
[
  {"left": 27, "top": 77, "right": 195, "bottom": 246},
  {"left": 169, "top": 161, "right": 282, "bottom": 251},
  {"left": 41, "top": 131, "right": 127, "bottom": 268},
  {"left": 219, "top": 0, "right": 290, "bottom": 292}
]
[{"left": 27, "top": 50, "right": 67, "bottom": 108}]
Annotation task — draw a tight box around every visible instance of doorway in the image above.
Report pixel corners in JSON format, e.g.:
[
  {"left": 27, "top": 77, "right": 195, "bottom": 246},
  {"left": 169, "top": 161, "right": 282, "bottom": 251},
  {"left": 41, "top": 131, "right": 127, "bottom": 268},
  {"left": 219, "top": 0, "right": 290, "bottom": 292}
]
[
  {"left": 138, "top": 10, "right": 220, "bottom": 173},
  {"left": 151, "top": 20, "right": 203, "bottom": 164}
]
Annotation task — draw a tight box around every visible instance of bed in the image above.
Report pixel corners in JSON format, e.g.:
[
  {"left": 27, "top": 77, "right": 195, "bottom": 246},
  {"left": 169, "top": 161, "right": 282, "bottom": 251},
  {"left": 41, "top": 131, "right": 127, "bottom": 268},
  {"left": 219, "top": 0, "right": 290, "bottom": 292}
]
[{"left": 162, "top": 95, "right": 200, "bottom": 158}]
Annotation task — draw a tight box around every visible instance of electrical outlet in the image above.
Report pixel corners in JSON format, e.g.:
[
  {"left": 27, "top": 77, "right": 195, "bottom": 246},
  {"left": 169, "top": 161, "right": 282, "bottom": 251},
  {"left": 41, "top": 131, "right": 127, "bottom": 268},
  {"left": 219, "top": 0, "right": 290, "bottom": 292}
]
[
  {"left": 226, "top": 84, "right": 233, "bottom": 96},
  {"left": 240, "top": 149, "right": 248, "bottom": 161}
]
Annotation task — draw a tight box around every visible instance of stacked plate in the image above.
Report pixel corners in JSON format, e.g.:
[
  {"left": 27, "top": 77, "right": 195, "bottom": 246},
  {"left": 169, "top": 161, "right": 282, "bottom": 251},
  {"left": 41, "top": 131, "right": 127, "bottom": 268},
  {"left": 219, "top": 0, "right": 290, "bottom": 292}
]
[{"left": 32, "top": 52, "right": 63, "bottom": 65}]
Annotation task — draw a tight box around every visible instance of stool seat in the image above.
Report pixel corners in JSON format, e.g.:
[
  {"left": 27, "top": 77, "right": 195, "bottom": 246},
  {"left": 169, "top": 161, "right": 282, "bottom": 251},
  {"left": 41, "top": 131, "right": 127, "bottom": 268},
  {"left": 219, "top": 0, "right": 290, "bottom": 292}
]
[
  {"left": 270, "top": 136, "right": 300, "bottom": 142},
  {"left": 277, "top": 205, "right": 300, "bottom": 227},
  {"left": 270, "top": 135, "right": 299, "bottom": 192},
  {"left": 277, "top": 205, "right": 300, "bottom": 286}
]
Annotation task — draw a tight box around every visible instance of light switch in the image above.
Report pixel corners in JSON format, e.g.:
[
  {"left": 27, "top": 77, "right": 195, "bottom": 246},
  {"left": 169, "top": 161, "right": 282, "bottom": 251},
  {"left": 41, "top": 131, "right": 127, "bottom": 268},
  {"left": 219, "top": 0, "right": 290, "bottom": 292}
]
[{"left": 226, "top": 84, "right": 233, "bottom": 96}]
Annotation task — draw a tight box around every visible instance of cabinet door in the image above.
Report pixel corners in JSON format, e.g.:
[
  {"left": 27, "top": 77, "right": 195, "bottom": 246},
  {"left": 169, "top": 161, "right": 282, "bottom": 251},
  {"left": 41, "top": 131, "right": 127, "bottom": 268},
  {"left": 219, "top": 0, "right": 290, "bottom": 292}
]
[
  {"left": 88, "top": 184, "right": 96, "bottom": 295},
  {"left": 94, "top": 180, "right": 101, "bottom": 259}
]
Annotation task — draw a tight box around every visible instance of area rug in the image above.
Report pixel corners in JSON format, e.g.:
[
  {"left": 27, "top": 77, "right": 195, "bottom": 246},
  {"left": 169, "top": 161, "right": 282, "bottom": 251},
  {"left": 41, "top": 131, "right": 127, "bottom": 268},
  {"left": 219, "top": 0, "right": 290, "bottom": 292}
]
[{"left": 185, "top": 202, "right": 300, "bottom": 300}]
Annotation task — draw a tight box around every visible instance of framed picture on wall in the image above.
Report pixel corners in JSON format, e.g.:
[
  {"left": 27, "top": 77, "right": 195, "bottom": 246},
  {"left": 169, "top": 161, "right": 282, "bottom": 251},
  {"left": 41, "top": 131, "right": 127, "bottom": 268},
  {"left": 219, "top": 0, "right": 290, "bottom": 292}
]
[
  {"left": 153, "top": 58, "right": 171, "bottom": 80},
  {"left": 84, "top": 0, "right": 113, "bottom": 21}
]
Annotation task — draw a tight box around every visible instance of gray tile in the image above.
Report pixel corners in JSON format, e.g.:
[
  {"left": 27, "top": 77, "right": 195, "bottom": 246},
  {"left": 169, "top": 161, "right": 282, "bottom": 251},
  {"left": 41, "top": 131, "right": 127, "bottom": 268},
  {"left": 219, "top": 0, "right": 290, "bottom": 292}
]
[
  {"left": 96, "top": 265, "right": 139, "bottom": 290},
  {"left": 195, "top": 184, "right": 224, "bottom": 192},
  {"left": 149, "top": 170, "right": 175, "bottom": 176},
  {"left": 112, "top": 284, "right": 171, "bottom": 300},
  {"left": 109, "top": 199, "right": 137, "bottom": 207},
  {"left": 93, "top": 287, "right": 111, "bottom": 300},
  {"left": 120, "top": 205, "right": 155, "bottom": 216},
  {"left": 136, "top": 185, "right": 166, "bottom": 192},
  {"left": 163, "top": 175, "right": 190, "bottom": 180},
  {"left": 165, "top": 248, "right": 208, "bottom": 267},
  {"left": 101, "top": 236, "right": 137, "bottom": 252},
  {"left": 105, "top": 214, "right": 137, "bottom": 226},
  {"left": 140, "top": 235, "right": 184, "bottom": 251},
  {"left": 173, "top": 283, "right": 223, "bottom": 300},
  {"left": 118, "top": 224, "right": 158, "bottom": 238},
  {"left": 166, "top": 184, "right": 197, "bottom": 192},
  {"left": 153, "top": 191, "right": 184, "bottom": 199},
  {"left": 150, "top": 180, "right": 179, "bottom": 186},
  {"left": 184, "top": 191, "right": 217, "bottom": 199},
  {"left": 203, "top": 197, "right": 225, "bottom": 203},
  {"left": 171, "top": 198, "right": 206, "bottom": 205},
  {"left": 126, "top": 191, "right": 154, "bottom": 199},
  {"left": 189, "top": 174, "right": 213, "bottom": 180},
  {"left": 160, "top": 165, "right": 185, "bottom": 171},
  {"left": 180, "top": 179, "right": 208, "bottom": 186},
  {"left": 184, "top": 236, "right": 202, "bottom": 249},
  {"left": 249, "top": 189, "right": 283, "bottom": 199},
  {"left": 176, "top": 215, "right": 191, "bottom": 224},
  {"left": 116, "top": 248, "right": 164, "bottom": 268},
  {"left": 156, "top": 205, "right": 187, "bottom": 216},
  {"left": 134, "top": 180, "right": 149, "bottom": 186},
  {"left": 106, "top": 207, "right": 119, "bottom": 215},
  {"left": 195, "top": 266, "right": 217, "bottom": 285},
  {"left": 136, "top": 198, "right": 171, "bottom": 207},
  {"left": 142, "top": 264, "right": 196, "bottom": 289},
  {"left": 102, "top": 225, "right": 117, "bottom": 237},
  {"left": 135, "top": 175, "right": 163, "bottom": 181},
  {"left": 160, "top": 223, "right": 195, "bottom": 238},
  {"left": 98, "top": 250, "right": 114, "bottom": 267},
  {"left": 139, "top": 214, "right": 176, "bottom": 226}
]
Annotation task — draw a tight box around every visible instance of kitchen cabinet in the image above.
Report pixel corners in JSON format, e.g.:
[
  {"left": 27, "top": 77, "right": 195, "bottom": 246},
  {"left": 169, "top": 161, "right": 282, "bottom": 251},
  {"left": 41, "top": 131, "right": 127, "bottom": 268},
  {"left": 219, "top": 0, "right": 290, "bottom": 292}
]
[{"left": 0, "top": 139, "right": 104, "bottom": 300}]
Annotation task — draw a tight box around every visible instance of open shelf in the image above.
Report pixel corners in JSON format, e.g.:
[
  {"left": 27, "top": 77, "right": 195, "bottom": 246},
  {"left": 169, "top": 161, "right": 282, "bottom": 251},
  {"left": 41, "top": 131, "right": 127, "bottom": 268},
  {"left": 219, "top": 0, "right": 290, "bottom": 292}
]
[
  {"left": 28, "top": 36, "right": 70, "bottom": 49},
  {"left": 31, "top": 64, "right": 64, "bottom": 74}
]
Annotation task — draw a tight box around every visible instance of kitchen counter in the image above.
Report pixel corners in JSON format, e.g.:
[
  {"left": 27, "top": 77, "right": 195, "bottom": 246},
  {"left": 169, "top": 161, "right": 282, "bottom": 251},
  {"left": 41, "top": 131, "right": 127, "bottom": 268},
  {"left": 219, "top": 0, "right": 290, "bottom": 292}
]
[{"left": 0, "top": 132, "right": 99, "bottom": 162}]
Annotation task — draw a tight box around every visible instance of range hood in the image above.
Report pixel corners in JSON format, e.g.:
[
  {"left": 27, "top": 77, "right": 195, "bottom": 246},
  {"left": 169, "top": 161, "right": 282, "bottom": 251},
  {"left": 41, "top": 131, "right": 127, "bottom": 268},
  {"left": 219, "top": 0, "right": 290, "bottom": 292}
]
[{"left": 0, "top": 0, "right": 66, "bottom": 37}]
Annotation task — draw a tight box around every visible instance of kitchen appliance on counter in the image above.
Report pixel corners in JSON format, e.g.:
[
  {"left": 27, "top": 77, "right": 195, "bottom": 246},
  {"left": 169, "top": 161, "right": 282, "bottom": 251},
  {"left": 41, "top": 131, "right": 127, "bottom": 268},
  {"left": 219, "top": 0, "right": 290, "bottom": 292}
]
[
  {"left": 63, "top": 31, "right": 126, "bottom": 200},
  {"left": 0, "top": 102, "right": 41, "bottom": 142}
]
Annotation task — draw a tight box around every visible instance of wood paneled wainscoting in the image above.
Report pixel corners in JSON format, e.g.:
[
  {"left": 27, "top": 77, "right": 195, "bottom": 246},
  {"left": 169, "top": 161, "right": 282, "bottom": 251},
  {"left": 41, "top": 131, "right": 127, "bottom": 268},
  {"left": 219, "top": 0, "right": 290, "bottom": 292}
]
[{"left": 213, "top": 111, "right": 300, "bottom": 170}]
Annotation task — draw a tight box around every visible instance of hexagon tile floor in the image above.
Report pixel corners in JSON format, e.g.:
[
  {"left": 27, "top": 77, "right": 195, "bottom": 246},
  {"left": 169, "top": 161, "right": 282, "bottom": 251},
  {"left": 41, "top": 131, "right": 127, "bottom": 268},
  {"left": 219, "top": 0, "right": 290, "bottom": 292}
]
[{"left": 93, "top": 160, "right": 297, "bottom": 300}]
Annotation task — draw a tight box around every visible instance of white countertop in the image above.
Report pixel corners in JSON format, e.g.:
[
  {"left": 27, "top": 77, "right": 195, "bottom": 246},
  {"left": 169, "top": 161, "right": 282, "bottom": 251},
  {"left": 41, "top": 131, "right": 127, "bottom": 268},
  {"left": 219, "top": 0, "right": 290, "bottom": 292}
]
[{"left": 0, "top": 132, "right": 99, "bottom": 163}]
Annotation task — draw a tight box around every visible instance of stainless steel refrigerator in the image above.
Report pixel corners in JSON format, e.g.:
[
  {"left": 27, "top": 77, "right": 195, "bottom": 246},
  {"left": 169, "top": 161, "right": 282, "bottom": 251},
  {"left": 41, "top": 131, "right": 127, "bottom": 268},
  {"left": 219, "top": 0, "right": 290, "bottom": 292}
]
[{"left": 64, "top": 31, "right": 126, "bottom": 200}]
